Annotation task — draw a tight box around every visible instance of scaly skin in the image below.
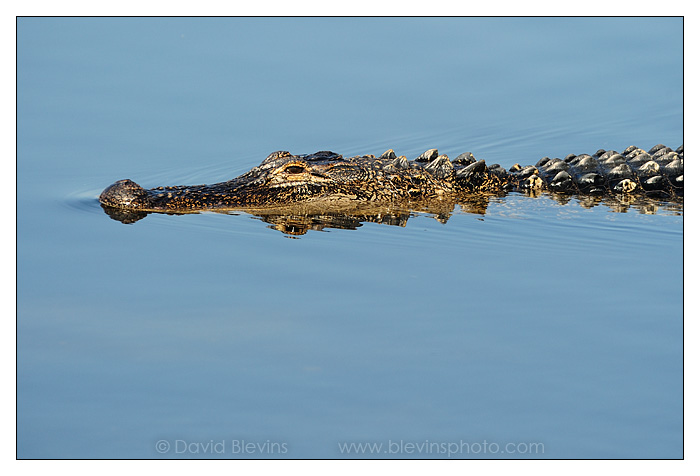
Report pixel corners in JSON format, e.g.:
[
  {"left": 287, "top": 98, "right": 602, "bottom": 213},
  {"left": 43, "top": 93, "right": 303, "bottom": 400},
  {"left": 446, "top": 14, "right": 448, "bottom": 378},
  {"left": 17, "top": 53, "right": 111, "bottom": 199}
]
[{"left": 99, "top": 144, "right": 683, "bottom": 212}]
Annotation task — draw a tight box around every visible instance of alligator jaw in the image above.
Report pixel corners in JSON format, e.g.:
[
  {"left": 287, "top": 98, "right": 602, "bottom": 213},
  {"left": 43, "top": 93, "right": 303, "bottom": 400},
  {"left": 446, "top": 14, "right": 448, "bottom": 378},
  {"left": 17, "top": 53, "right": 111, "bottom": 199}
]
[{"left": 98, "top": 175, "right": 289, "bottom": 211}]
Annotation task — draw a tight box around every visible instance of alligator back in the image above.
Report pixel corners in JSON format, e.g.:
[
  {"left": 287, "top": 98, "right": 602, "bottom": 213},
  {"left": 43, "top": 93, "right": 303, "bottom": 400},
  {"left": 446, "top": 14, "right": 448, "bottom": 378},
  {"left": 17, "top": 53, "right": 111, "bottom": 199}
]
[
  {"left": 503, "top": 144, "right": 683, "bottom": 198},
  {"left": 99, "top": 143, "right": 683, "bottom": 215}
]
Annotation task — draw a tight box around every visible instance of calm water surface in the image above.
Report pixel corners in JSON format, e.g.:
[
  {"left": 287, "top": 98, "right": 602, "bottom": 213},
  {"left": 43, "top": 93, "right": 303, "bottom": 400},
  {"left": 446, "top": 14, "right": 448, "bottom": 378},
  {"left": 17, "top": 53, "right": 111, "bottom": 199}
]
[{"left": 17, "top": 17, "right": 682, "bottom": 459}]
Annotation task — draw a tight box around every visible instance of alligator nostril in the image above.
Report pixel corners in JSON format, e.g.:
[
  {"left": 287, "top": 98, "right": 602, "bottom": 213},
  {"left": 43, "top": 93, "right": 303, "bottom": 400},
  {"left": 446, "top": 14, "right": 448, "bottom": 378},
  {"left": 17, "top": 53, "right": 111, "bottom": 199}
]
[{"left": 99, "top": 179, "right": 149, "bottom": 209}]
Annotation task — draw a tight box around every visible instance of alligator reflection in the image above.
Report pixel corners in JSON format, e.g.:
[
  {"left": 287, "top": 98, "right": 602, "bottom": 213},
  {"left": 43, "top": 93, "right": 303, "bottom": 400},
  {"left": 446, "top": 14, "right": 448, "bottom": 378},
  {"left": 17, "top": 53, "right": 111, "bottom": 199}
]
[{"left": 100, "top": 191, "right": 682, "bottom": 236}]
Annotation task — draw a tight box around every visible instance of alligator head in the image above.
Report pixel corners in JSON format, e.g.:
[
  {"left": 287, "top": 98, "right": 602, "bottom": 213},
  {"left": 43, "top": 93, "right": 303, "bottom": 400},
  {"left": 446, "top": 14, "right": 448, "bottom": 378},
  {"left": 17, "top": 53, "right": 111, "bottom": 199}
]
[{"left": 99, "top": 150, "right": 380, "bottom": 211}]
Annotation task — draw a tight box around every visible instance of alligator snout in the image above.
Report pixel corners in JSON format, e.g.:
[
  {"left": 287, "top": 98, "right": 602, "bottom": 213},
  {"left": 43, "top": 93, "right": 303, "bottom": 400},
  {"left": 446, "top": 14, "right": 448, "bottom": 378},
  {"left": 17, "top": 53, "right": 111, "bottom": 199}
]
[{"left": 99, "top": 179, "right": 150, "bottom": 209}]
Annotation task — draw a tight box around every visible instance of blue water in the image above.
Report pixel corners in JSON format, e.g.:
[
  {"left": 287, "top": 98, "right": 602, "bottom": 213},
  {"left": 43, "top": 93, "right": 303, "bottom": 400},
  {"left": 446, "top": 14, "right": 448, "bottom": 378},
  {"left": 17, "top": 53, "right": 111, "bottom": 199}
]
[{"left": 17, "top": 17, "right": 682, "bottom": 459}]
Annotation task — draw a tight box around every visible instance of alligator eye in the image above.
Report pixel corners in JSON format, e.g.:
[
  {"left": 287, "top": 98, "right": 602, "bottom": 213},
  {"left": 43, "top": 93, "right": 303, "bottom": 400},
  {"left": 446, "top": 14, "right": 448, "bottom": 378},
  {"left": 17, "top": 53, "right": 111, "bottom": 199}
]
[{"left": 284, "top": 165, "right": 306, "bottom": 174}]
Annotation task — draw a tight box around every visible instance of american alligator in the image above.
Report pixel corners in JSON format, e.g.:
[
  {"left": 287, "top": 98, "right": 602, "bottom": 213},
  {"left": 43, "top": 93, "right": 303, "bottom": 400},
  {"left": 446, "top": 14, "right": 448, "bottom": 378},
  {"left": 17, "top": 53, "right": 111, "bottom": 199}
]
[{"left": 99, "top": 143, "right": 683, "bottom": 233}]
